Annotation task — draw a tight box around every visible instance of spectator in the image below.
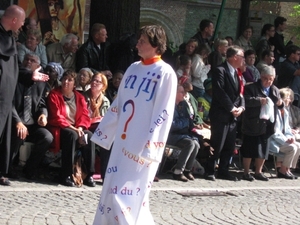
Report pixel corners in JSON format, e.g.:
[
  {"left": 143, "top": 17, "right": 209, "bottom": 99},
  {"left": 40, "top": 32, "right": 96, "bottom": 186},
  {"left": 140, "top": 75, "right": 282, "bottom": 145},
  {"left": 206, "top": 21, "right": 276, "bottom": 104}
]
[
  {"left": 17, "top": 29, "right": 48, "bottom": 68},
  {"left": 17, "top": 17, "right": 39, "bottom": 44},
  {"left": 190, "top": 43, "right": 211, "bottom": 99},
  {"left": 47, "top": 70, "right": 96, "bottom": 187},
  {"left": 234, "top": 26, "right": 254, "bottom": 51},
  {"left": 280, "top": 88, "right": 300, "bottom": 141},
  {"left": 269, "top": 16, "right": 295, "bottom": 70},
  {"left": 10, "top": 53, "right": 53, "bottom": 180},
  {"left": 269, "top": 107, "right": 300, "bottom": 180},
  {"left": 76, "top": 67, "right": 93, "bottom": 93},
  {"left": 76, "top": 23, "right": 112, "bottom": 79},
  {"left": 105, "top": 70, "right": 124, "bottom": 104},
  {"left": 191, "top": 19, "right": 214, "bottom": 49},
  {"left": 241, "top": 65, "right": 282, "bottom": 182},
  {"left": 243, "top": 49, "right": 260, "bottom": 83},
  {"left": 176, "top": 55, "right": 192, "bottom": 84},
  {"left": 205, "top": 46, "right": 245, "bottom": 181},
  {"left": 256, "top": 50, "right": 275, "bottom": 73},
  {"left": 167, "top": 84, "right": 200, "bottom": 182},
  {"left": 225, "top": 36, "right": 233, "bottom": 46},
  {"left": 83, "top": 72, "right": 110, "bottom": 180},
  {"left": 46, "top": 33, "right": 79, "bottom": 71},
  {"left": 278, "top": 45, "right": 300, "bottom": 90},
  {"left": 44, "top": 62, "right": 64, "bottom": 96},
  {"left": 207, "top": 38, "right": 228, "bottom": 77},
  {"left": 0, "top": 5, "right": 26, "bottom": 186},
  {"left": 255, "top": 24, "right": 275, "bottom": 62},
  {"left": 197, "top": 78, "right": 212, "bottom": 123}
]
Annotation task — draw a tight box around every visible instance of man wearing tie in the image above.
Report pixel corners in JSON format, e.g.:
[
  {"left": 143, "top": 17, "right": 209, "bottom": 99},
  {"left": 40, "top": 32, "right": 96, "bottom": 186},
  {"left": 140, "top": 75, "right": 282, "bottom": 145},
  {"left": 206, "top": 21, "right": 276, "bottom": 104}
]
[
  {"left": 205, "top": 46, "right": 245, "bottom": 181},
  {"left": 9, "top": 53, "right": 53, "bottom": 180}
]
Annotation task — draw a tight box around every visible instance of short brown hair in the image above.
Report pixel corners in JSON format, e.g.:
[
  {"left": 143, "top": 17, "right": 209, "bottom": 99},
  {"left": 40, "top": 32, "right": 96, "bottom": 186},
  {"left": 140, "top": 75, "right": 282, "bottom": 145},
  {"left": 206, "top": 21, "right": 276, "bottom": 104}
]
[
  {"left": 61, "top": 70, "right": 78, "bottom": 86},
  {"left": 91, "top": 23, "right": 106, "bottom": 37},
  {"left": 138, "top": 25, "right": 167, "bottom": 55}
]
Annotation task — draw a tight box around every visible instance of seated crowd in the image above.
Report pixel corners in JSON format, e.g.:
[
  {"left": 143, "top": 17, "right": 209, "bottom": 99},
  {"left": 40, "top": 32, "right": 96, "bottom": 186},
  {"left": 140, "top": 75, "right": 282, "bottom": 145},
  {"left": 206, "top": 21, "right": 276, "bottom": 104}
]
[{"left": 2, "top": 13, "right": 300, "bottom": 188}]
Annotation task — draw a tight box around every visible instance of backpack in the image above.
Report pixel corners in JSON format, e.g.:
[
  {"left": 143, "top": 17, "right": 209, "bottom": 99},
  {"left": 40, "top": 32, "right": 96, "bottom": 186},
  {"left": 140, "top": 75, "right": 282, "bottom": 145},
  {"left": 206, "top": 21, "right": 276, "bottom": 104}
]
[{"left": 72, "top": 150, "right": 87, "bottom": 187}]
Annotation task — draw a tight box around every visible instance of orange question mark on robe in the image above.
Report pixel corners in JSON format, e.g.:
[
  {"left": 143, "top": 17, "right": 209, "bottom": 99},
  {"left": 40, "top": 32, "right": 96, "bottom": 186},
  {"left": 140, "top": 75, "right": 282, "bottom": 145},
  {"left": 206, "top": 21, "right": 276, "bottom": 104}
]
[{"left": 121, "top": 100, "right": 135, "bottom": 139}]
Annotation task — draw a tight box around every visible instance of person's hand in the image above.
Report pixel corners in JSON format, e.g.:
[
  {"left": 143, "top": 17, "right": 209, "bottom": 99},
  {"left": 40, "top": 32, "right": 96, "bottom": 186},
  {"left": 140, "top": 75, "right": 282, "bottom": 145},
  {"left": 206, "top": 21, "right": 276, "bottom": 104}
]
[
  {"left": 260, "top": 97, "right": 267, "bottom": 105},
  {"left": 286, "top": 137, "right": 294, "bottom": 144},
  {"left": 16, "top": 122, "right": 28, "bottom": 140},
  {"left": 203, "top": 122, "right": 210, "bottom": 129},
  {"left": 76, "top": 127, "right": 86, "bottom": 145},
  {"left": 194, "top": 124, "right": 203, "bottom": 130},
  {"left": 37, "top": 114, "right": 47, "bottom": 127},
  {"left": 232, "top": 107, "right": 243, "bottom": 117},
  {"left": 32, "top": 66, "right": 49, "bottom": 82}
]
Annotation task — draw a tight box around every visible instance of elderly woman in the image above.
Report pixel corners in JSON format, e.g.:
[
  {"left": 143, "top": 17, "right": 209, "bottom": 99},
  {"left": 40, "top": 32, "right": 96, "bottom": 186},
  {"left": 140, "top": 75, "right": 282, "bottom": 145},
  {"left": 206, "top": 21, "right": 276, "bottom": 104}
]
[
  {"left": 280, "top": 88, "right": 300, "bottom": 141},
  {"left": 47, "top": 70, "right": 95, "bottom": 187},
  {"left": 76, "top": 67, "right": 93, "bottom": 92},
  {"left": 18, "top": 29, "right": 48, "bottom": 68},
  {"left": 241, "top": 65, "right": 283, "bottom": 181},
  {"left": 234, "top": 26, "right": 254, "bottom": 51}
]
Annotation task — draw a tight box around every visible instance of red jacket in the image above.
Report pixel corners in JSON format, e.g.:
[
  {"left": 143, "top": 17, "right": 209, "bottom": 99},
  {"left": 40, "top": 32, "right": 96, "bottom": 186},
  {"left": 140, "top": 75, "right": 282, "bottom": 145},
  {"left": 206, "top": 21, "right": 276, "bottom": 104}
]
[{"left": 47, "top": 87, "right": 90, "bottom": 153}]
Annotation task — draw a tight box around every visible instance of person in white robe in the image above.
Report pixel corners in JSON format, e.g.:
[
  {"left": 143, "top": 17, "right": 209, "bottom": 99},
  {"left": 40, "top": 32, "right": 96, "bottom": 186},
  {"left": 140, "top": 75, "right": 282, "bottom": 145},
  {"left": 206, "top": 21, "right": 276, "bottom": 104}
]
[{"left": 91, "top": 25, "right": 177, "bottom": 225}]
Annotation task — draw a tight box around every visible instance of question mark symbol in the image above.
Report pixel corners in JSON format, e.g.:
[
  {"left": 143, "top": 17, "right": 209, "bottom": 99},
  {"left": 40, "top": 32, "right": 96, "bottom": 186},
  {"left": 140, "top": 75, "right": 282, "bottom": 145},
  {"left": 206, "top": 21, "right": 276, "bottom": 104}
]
[
  {"left": 100, "top": 135, "right": 107, "bottom": 140},
  {"left": 107, "top": 207, "right": 111, "bottom": 213},
  {"left": 136, "top": 187, "right": 140, "bottom": 196},
  {"left": 121, "top": 100, "right": 135, "bottom": 140}
]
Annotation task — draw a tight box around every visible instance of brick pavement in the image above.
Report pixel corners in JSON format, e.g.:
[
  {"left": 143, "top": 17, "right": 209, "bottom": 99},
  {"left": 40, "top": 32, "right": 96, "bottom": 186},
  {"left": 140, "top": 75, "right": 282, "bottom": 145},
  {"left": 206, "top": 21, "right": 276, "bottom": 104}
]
[{"left": 1, "top": 168, "right": 300, "bottom": 225}]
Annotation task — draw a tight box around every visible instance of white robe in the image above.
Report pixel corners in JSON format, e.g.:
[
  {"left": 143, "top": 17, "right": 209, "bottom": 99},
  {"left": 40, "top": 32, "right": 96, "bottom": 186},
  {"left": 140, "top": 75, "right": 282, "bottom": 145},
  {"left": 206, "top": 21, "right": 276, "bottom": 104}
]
[{"left": 91, "top": 59, "right": 177, "bottom": 225}]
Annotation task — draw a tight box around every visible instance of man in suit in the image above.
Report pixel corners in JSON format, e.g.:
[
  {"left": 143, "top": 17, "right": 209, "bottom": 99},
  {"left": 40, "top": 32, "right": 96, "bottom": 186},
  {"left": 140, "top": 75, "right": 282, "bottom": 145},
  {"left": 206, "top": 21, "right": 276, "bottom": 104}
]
[
  {"left": 205, "top": 46, "right": 245, "bottom": 181},
  {"left": 9, "top": 53, "right": 53, "bottom": 180},
  {"left": 0, "top": 5, "right": 26, "bottom": 186},
  {"left": 76, "top": 23, "right": 112, "bottom": 79}
]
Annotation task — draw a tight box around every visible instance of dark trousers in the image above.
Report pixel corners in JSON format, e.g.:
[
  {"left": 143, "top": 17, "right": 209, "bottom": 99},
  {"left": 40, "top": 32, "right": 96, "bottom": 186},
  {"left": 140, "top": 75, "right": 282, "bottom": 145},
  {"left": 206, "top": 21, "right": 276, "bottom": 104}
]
[
  {"left": 205, "top": 120, "right": 237, "bottom": 175},
  {"left": 175, "top": 138, "right": 199, "bottom": 171},
  {"left": 10, "top": 124, "right": 53, "bottom": 173},
  {"left": 60, "top": 128, "right": 95, "bottom": 179}
]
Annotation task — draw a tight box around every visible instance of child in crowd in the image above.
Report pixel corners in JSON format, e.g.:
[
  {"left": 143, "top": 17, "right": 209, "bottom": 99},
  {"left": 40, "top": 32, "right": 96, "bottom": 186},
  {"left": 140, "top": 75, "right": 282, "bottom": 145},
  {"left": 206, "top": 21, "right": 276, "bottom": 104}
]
[{"left": 176, "top": 54, "right": 192, "bottom": 84}]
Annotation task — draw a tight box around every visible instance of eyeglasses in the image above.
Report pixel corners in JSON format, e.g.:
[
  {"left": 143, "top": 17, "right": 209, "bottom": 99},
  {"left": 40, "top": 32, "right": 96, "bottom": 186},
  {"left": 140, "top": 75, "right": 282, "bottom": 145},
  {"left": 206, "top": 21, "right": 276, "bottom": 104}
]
[{"left": 92, "top": 79, "right": 103, "bottom": 84}]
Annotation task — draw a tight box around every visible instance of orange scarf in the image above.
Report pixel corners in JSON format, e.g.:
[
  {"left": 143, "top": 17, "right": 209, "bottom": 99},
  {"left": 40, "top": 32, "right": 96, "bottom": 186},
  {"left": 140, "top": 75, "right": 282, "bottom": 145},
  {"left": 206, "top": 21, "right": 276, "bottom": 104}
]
[{"left": 141, "top": 56, "right": 161, "bottom": 65}]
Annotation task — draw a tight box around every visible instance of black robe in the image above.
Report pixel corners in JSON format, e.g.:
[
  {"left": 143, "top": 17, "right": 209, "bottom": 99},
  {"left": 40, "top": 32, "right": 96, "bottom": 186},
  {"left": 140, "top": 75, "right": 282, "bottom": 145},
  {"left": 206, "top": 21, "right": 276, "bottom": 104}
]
[{"left": 0, "top": 23, "right": 19, "bottom": 174}]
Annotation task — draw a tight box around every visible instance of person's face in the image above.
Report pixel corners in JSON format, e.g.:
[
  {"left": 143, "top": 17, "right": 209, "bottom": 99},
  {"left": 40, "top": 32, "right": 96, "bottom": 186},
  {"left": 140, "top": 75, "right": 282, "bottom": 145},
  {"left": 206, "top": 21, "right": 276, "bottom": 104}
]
[
  {"left": 265, "top": 52, "right": 275, "bottom": 65},
  {"left": 176, "top": 86, "right": 185, "bottom": 104},
  {"left": 291, "top": 50, "right": 300, "bottom": 62},
  {"left": 26, "top": 34, "right": 39, "bottom": 51},
  {"left": 234, "top": 50, "right": 245, "bottom": 68},
  {"left": 64, "top": 38, "right": 78, "bottom": 54},
  {"left": 61, "top": 75, "right": 75, "bottom": 92},
  {"left": 27, "top": 18, "right": 38, "bottom": 30},
  {"left": 48, "top": 0, "right": 60, "bottom": 17},
  {"left": 219, "top": 44, "right": 228, "bottom": 56},
  {"left": 261, "top": 74, "right": 275, "bottom": 88},
  {"left": 79, "top": 70, "right": 91, "bottom": 86},
  {"left": 44, "top": 66, "right": 58, "bottom": 81},
  {"left": 90, "top": 74, "right": 104, "bottom": 92},
  {"left": 185, "top": 42, "right": 197, "bottom": 56},
  {"left": 112, "top": 72, "right": 123, "bottom": 88},
  {"left": 283, "top": 94, "right": 292, "bottom": 107},
  {"left": 267, "top": 26, "right": 275, "bottom": 37},
  {"left": 245, "top": 54, "right": 256, "bottom": 66},
  {"left": 243, "top": 28, "right": 252, "bottom": 39},
  {"left": 22, "top": 55, "right": 40, "bottom": 71},
  {"left": 226, "top": 38, "right": 233, "bottom": 46},
  {"left": 97, "top": 29, "right": 108, "bottom": 43},
  {"left": 205, "top": 23, "right": 214, "bottom": 37},
  {"left": 183, "top": 60, "right": 192, "bottom": 71},
  {"left": 278, "top": 21, "right": 287, "bottom": 32},
  {"left": 136, "top": 34, "right": 157, "bottom": 60}
]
